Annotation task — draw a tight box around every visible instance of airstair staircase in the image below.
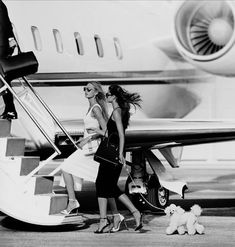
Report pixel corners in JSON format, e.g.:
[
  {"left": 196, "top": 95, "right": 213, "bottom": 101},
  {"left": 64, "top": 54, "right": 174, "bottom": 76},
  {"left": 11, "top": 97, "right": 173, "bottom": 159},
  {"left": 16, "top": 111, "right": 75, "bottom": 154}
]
[{"left": 0, "top": 76, "right": 83, "bottom": 226}]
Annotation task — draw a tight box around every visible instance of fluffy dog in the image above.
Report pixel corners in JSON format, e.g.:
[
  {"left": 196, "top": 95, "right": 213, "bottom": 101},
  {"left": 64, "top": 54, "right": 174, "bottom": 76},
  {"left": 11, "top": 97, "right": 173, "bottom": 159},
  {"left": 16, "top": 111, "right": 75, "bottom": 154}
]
[{"left": 164, "top": 204, "right": 205, "bottom": 235}]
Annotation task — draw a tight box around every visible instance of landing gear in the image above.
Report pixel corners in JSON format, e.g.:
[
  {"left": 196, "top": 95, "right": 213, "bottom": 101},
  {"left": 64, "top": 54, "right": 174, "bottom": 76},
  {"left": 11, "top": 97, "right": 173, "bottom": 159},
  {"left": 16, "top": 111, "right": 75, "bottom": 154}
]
[
  {"left": 125, "top": 174, "right": 169, "bottom": 212},
  {"left": 124, "top": 150, "right": 170, "bottom": 212},
  {"left": 145, "top": 174, "right": 169, "bottom": 210}
]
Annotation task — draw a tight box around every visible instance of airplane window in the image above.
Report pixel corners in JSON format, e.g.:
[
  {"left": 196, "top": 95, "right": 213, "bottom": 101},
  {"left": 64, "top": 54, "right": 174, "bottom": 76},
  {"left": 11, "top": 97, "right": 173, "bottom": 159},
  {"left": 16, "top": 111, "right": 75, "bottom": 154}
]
[
  {"left": 74, "top": 32, "right": 84, "bottom": 55},
  {"left": 31, "top": 26, "right": 42, "bottom": 51},
  {"left": 113, "top": 37, "right": 123, "bottom": 59},
  {"left": 53, "top": 29, "right": 63, "bottom": 53},
  {"left": 94, "top": 35, "right": 104, "bottom": 57}
]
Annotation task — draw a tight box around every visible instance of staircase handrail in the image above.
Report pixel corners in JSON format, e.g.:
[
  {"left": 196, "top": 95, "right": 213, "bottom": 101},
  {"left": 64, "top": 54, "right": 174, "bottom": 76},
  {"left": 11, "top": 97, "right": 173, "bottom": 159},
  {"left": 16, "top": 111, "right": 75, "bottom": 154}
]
[
  {"left": 0, "top": 74, "right": 61, "bottom": 155},
  {"left": 22, "top": 76, "right": 79, "bottom": 150},
  {"left": 0, "top": 75, "right": 80, "bottom": 183}
]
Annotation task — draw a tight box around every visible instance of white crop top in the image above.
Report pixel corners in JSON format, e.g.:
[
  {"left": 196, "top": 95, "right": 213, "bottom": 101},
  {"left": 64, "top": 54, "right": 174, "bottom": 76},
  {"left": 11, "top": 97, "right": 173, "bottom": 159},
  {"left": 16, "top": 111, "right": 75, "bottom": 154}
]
[{"left": 83, "top": 104, "right": 102, "bottom": 137}]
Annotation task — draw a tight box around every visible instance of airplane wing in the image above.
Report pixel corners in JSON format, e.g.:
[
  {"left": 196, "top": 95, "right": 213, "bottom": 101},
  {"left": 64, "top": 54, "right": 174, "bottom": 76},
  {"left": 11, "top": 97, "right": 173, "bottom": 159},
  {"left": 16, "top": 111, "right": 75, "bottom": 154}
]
[
  {"left": 124, "top": 118, "right": 235, "bottom": 167},
  {"left": 56, "top": 117, "right": 235, "bottom": 169},
  {"left": 125, "top": 119, "right": 235, "bottom": 149},
  {"left": 57, "top": 118, "right": 235, "bottom": 149}
]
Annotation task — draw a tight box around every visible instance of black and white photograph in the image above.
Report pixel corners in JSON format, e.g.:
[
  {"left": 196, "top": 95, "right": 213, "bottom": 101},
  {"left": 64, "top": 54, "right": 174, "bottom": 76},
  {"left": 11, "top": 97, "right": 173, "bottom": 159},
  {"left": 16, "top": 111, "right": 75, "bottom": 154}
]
[{"left": 0, "top": 0, "right": 235, "bottom": 246}]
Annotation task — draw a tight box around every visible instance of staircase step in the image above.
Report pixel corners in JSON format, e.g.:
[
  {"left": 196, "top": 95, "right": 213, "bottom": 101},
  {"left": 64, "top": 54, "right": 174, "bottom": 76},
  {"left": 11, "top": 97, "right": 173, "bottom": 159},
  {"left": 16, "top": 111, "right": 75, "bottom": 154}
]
[
  {"left": 0, "top": 120, "right": 11, "bottom": 137},
  {"left": 49, "top": 194, "right": 68, "bottom": 215},
  {"left": 0, "top": 137, "right": 25, "bottom": 157},
  {"left": 34, "top": 193, "right": 68, "bottom": 215},
  {"left": 20, "top": 157, "right": 40, "bottom": 176},
  {"left": 18, "top": 175, "right": 54, "bottom": 195},
  {"left": 0, "top": 156, "right": 40, "bottom": 177},
  {"left": 34, "top": 175, "right": 54, "bottom": 195}
]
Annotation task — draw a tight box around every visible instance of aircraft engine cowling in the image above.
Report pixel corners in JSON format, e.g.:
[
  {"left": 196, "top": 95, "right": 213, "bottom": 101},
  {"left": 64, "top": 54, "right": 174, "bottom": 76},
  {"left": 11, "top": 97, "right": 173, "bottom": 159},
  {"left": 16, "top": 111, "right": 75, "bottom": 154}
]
[{"left": 173, "top": 0, "right": 235, "bottom": 76}]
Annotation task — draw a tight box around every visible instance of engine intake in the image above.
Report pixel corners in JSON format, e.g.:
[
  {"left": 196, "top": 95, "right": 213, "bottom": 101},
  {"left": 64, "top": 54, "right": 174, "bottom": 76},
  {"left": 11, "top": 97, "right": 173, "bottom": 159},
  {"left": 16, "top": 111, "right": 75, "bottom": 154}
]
[{"left": 173, "top": 0, "right": 235, "bottom": 76}]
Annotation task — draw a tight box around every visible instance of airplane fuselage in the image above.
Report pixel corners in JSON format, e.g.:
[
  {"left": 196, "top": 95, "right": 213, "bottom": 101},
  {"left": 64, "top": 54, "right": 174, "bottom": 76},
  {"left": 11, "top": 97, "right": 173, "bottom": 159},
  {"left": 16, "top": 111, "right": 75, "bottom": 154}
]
[{"left": 2, "top": 1, "right": 209, "bottom": 145}]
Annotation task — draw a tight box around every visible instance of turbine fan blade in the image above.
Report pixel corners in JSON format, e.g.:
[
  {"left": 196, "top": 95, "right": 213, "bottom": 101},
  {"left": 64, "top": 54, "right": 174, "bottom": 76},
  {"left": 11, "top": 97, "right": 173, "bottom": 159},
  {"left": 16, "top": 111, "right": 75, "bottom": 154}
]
[{"left": 188, "top": 1, "right": 234, "bottom": 55}]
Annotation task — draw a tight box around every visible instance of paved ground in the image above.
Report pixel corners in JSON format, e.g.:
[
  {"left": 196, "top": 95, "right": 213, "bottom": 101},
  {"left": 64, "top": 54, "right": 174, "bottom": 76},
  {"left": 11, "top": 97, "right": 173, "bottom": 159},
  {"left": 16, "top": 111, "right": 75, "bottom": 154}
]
[
  {"left": 1, "top": 208, "right": 235, "bottom": 247},
  {"left": 0, "top": 165, "right": 235, "bottom": 247}
]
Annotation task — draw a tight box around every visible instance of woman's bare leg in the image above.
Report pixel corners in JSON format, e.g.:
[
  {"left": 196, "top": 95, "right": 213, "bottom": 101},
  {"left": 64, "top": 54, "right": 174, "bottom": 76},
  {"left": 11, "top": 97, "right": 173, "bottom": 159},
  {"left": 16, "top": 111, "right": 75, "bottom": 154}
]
[
  {"left": 108, "top": 198, "right": 119, "bottom": 214},
  {"left": 118, "top": 194, "right": 141, "bottom": 226},
  {"left": 96, "top": 197, "right": 109, "bottom": 231},
  {"left": 60, "top": 171, "right": 80, "bottom": 214},
  {"left": 63, "top": 171, "right": 76, "bottom": 200},
  {"left": 108, "top": 198, "right": 123, "bottom": 229}
]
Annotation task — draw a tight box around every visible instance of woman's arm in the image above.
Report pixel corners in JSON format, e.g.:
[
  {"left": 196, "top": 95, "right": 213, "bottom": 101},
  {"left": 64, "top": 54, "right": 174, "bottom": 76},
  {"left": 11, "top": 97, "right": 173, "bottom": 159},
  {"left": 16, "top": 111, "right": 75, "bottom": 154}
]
[
  {"left": 91, "top": 106, "right": 107, "bottom": 136},
  {"left": 113, "top": 109, "right": 125, "bottom": 164}
]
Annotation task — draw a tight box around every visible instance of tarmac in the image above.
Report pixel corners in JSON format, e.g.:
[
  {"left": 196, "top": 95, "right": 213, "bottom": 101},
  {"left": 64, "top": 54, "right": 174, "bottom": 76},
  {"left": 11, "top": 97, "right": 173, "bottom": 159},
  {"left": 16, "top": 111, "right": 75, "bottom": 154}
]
[{"left": 0, "top": 164, "right": 235, "bottom": 247}]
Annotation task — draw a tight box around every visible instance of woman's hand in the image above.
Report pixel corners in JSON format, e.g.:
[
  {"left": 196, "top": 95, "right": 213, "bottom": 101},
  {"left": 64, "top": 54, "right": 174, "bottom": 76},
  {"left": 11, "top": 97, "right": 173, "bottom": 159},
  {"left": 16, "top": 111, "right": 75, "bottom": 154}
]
[
  {"left": 9, "top": 38, "right": 17, "bottom": 48},
  {"left": 74, "top": 137, "right": 83, "bottom": 149},
  {"left": 75, "top": 137, "right": 83, "bottom": 144},
  {"left": 119, "top": 153, "right": 126, "bottom": 166},
  {"left": 87, "top": 127, "right": 98, "bottom": 133},
  {"left": 88, "top": 127, "right": 105, "bottom": 136}
]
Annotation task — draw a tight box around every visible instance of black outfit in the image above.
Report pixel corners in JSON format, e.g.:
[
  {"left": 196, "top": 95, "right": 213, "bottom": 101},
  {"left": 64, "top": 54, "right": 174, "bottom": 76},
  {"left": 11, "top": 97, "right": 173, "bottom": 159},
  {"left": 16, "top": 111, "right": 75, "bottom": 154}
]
[
  {"left": 96, "top": 115, "right": 124, "bottom": 198},
  {"left": 0, "top": 0, "right": 17, "bottom": 118}
]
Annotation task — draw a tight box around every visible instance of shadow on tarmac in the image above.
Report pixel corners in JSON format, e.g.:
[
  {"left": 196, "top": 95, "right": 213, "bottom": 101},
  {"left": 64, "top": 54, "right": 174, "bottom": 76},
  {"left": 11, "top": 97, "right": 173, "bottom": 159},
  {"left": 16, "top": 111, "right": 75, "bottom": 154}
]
[
  {"left": 0, "top": 216, "right": 97, "bottom": 232},
  {"left": 1, "top": 206, "right": 235, "bottom": 232}
]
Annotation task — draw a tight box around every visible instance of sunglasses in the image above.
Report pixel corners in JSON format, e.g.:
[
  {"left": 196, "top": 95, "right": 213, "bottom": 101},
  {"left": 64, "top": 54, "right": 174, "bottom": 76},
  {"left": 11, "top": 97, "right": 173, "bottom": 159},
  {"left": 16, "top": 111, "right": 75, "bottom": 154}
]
[
  {"left": 106, "top": 92, "right": 112, "bottom": 97},
  {"left": 83, "top": 87, "right": 92, "bottom": 92}
]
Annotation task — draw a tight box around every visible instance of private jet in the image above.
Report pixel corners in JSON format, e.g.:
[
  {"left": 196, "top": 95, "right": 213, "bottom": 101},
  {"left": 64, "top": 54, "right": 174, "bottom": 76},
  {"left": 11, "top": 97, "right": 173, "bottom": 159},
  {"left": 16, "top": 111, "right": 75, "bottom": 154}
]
[{"left": 1, "top": 0, "right": 235, "bottom": 226}]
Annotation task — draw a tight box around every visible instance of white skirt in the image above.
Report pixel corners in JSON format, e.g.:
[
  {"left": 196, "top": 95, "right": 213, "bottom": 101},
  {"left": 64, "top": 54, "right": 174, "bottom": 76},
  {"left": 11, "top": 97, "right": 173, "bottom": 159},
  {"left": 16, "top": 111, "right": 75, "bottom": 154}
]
[{"left": 59, "top": 139, "right": 99, "bottom": 191}]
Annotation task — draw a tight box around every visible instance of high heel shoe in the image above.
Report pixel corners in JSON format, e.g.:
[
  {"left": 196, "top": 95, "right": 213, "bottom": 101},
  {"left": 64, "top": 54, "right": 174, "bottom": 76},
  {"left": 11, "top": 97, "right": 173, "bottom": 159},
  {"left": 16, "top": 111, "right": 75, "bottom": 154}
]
[
  {"left": 131, "top": 210, "right": 143, "bottom": 231},
  {"left": 111, "top": 213, "right": 128, "bottom": 232},
  {"left": 94, "top": 218, "right": 111, "bottom": 234},
  {"left": 60, "top": 199, "right": 80, "bottom": 215}
]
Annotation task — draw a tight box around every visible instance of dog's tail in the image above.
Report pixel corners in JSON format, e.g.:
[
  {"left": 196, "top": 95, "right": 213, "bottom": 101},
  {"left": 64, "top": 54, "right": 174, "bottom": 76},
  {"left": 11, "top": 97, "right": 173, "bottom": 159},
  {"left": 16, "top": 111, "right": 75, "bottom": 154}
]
[{"left": 191, "top": 204, "right": 202, "bottom": 216}]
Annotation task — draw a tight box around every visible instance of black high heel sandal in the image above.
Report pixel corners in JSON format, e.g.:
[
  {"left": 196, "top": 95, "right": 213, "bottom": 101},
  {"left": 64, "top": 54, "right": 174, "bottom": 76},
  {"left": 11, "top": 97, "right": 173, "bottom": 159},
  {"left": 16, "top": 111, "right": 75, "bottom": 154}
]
[
  {"left": 131, "top": 210, "right": 143, "bottom": 231},
  {"left": 94, "top": 218, "right": 111, "bottom": 234}
]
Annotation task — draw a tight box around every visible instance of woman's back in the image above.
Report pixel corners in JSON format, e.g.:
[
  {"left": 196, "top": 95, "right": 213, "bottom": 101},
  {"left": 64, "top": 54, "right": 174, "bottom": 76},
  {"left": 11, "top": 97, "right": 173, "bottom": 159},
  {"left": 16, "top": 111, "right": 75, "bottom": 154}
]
[
  {"left": 83, "top": 104, "right": 101, "bottom": 137},
  {"left": 107, "top": 117, "right": 117, "bottom": 135},
  {"left": 107, "top": 107, "right": 128, "bottom": 135}
]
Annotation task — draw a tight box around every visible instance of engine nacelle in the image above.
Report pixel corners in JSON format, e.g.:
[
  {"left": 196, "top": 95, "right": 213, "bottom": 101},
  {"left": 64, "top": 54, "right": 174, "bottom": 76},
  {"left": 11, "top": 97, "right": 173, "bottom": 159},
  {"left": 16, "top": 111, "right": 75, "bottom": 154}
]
[{"left": 173, "top": 0, "right": 235, "bottom": 76}]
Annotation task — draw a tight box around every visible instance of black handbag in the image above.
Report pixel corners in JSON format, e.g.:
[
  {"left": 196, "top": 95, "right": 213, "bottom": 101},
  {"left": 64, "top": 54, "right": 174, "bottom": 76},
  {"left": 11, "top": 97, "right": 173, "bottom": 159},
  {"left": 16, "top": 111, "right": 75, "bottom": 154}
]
[
  {"left": 0, "top": 51, "right": 38, "bottom": 81},
  {"left": 94, "top": 133, "right": 120, "bottom": 166}
]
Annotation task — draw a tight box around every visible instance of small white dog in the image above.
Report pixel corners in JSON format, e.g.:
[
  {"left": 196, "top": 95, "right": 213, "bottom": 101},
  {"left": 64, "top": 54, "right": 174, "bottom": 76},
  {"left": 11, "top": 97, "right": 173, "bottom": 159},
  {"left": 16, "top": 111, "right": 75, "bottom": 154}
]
[{"left": 164, "top": 204, "right": 205, "bottom": 235}]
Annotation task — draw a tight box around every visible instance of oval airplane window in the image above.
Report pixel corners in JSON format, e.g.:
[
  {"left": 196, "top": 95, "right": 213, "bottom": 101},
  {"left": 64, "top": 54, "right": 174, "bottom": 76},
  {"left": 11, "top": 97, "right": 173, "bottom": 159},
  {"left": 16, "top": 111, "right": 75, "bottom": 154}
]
[
  {"left": 94, "top": 35, "right": 104, "bottom": 57},
  {"left": 53, "top": 29, "right": 63, "bottom": 53},
  {"left": 74, "top": 32, "right": 84, "bottom": 55},
  {"left": 114, "top": 37, "right": 123, "bottom": 59},
  {"left": 31, "top": 26, "right": 42, "bottom": 51}
]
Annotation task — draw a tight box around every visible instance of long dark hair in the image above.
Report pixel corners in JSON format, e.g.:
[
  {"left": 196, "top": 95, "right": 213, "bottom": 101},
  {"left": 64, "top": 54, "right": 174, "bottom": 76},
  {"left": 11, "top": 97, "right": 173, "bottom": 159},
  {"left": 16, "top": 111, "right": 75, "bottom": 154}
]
[{"left": 109, "top": 84, "right": 141, "bottom": 129}]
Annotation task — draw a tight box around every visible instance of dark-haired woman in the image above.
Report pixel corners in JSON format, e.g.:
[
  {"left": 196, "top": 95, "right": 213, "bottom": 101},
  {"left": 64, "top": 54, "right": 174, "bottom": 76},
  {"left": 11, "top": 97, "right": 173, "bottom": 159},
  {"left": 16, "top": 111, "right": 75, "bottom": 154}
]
[{"left": 93, "top": 84, "right": 143, "bottom": 233}]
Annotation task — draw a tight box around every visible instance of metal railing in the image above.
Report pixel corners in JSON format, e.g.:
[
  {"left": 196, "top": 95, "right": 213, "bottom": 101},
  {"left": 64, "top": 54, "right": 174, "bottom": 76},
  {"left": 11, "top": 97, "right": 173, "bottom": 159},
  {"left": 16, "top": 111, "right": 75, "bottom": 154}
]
[{"left": 0, "top": 74, "right": 80, "bottom": 184}]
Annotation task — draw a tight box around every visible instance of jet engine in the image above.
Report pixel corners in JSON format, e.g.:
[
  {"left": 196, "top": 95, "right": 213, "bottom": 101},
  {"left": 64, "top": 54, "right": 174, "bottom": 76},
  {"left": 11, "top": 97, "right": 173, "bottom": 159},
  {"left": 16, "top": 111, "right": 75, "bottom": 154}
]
[{"left": 173, "top": 0, "right": 235, "bottom": 76}]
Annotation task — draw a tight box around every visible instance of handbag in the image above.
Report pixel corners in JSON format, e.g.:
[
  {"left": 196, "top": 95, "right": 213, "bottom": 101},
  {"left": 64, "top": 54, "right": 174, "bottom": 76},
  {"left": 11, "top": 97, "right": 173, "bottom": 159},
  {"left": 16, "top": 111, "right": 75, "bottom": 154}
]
[
  {"left": 94, "top": 133, "right": 120, "bottom": 166},
  {"left": 0, "top": 51, "right": 38, "bottom": 81},
  {"left": 0, "top": 31, "right": 38, "bottom": 81}
]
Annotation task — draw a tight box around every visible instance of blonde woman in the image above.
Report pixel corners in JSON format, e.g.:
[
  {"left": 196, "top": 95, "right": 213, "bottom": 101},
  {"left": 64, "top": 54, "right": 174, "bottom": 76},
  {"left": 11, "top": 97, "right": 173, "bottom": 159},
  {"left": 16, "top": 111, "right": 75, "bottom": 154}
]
[{"left": 60, "top": 82, "right": 116, "bottom": 214}]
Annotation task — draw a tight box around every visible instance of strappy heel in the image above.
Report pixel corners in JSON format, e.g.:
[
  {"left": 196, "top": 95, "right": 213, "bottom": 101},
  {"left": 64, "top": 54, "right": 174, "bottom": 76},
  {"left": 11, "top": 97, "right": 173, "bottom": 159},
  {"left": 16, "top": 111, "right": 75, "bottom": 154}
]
[
  {"left": 94, "top": 218, "right": 111, "bottom": 234},
  {"left": 131, "top": 210, "right": 143, "bottom": 231},
  {"left": 60, "top": 199, "right": 80, "bottom": 215},
  {"left": 111, "top": 213, "right": 128, "bottom": 233}
]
